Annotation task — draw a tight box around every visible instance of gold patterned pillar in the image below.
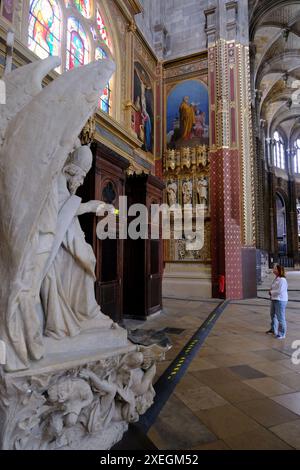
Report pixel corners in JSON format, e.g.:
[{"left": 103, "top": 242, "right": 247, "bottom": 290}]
[
  {"left": 124, "top": 20, "right": 137, "bottom": 134},
  {"left": 205, "top": 1, "right": 256, "bottom": 299}
]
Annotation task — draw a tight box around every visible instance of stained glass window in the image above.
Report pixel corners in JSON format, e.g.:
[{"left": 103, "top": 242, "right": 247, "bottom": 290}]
[
  {"left": 95, "top": 46, "right": 107, "bottom": 60},
  {"left": 28, "top": 0, "right": 61, "bottom": 59},
  {"left": 95, "top": 47, "right": 111, "bottom": 113},
  {"left": 96, "top": 8, "right": 111, "bottom": 50},
  {"left": 273, "top": 131, "right": 285, "bottom": 170},
  {"left": 66, "top": 17, "right": 89, "bottom": 69},
  {"left": 294, "top": 139, "right": 300, "bottom": 174},
  {"left": 27, "top": 1, "right": 114, "bottom": 114},
  {"left": 91, "top": 26, "right": 98, "bottom": 40},
  {"left": 74, "top": 0, "right": 91, "bottom": 18}
]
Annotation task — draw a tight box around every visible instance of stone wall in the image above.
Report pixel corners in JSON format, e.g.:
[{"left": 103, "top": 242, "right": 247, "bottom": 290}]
[
  {"left": 136, "top": 0, "right": 209, "bottom": 59},
  {"left": 163, "top": 0, "right": 208, "bottom": 59},
  {"left": 135, "top": 0, "right": 156, "bottom": 51}
]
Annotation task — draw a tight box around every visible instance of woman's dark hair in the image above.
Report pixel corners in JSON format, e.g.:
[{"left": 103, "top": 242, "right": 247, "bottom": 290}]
[{"left": 276, "top": 264, "right": 286, "bottom": 278}]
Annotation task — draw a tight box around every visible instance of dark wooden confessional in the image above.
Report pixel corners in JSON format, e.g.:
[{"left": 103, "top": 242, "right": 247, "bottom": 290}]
[{"left": 77, "top": 143, "right": 164, "bottom": 322}]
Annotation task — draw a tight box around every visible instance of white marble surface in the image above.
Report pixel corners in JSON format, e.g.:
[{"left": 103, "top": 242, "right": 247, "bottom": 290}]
[{"left": 0, "top": 55, "right": 116, "bottom": 371}]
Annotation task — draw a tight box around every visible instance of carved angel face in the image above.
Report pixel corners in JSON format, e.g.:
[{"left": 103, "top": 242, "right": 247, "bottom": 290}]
[
  {"left": 48, "top": 380, "right": 72, "bottom": 404},
  {"left": 64, "top": 164, "right": 86, "bottom": 195}
]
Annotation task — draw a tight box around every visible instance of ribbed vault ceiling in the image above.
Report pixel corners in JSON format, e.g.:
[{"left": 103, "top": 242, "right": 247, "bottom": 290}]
[{"left": 251, "top": 1, "right": 300, "bottom": 142}]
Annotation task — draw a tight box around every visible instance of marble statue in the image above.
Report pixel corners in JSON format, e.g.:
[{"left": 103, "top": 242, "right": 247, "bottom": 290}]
[
  {"left": 78, "top": 352, "right": 156, "bottom": 433},
  {"left": 0, "top": 52, "right": 115, "bottom": 372},
  {"left": 196, "top": 176, "right": 208, "bottom": 206},
  {"left": 47, "top": 377, "right": 94, "bottom": 447},
  {"left": 40, "top": 145, "right": 113, "bottom": 341},
  {"left": 166, "top": 181, "right": 177, "bottom": 206},
  {"left": 182, "top": 180, "right": 193, "bottom": 205},
  {"left": 0, "top": 40, "right": 166, "bottom": 451}
]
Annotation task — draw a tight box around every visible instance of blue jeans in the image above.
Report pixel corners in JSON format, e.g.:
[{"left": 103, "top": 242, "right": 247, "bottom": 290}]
[{"left": 270, "top": 300, "right": 287, "bottom": 336}]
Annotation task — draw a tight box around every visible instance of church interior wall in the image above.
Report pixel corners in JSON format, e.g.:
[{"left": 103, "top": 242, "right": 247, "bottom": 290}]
[
  {"left": 161, "top": 52, "right": 212, "bottom": 298},
  {"left": 250, "top": 0, "right": 300, "bottom": 271},
  {"left": 0, "top": 0, "right": 164, "bottom": 175},
  {"left": 3, "top": 0, "right": 299, "bottom": 300},
  {"left": 0, "top": 0, "right": 167, "bottom": 322}
]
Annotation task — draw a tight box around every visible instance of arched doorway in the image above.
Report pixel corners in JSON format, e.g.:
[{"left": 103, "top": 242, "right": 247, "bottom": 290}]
[{"left": 276, "top": 193, "right": 287, "bottom": 256}]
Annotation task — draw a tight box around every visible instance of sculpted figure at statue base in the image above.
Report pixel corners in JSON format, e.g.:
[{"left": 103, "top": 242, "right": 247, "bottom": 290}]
[{"left": 0, "top": 346, "right": 163, "bottom": 450}]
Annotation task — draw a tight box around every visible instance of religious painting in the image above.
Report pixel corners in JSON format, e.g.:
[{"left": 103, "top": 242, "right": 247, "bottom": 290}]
[
  {"left": 2, "top": 0, "right": 14, "bottom": 22},
  {"left": 166, "top": 79, "right": 209, "bottom": 150},
  {"left": 134, "top": 62, "right": 154, "bottom": 154}
]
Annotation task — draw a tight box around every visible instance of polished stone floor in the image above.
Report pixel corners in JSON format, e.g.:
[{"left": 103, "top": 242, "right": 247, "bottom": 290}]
[{"left": 128, "top": 270, "right": 300, "bottom": 450}]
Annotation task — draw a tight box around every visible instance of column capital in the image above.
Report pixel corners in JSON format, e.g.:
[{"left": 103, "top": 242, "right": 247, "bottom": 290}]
[{"left": 128, "top": 21, "right": 137, "bottom": 33}]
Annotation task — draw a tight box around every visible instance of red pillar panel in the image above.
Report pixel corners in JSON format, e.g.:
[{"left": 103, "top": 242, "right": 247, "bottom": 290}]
[{"left": 210, "top": 148, "right": 243, "bottom": 299}]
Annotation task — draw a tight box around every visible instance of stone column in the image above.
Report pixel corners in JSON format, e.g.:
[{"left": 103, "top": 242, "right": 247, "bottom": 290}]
[
  {"left": 205, "top": 0, "right": 256, "bottom": 299},
  {"left": 269, "top": 172, "right": 276, "bottom": 257},
  {"left": 288, "top": 177, "right": 299, "bottom": 264}
]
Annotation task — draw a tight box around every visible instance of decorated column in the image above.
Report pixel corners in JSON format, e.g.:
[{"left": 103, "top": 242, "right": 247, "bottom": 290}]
[{"left": 205, "top": 0, "right": 256, "bottom": 299}]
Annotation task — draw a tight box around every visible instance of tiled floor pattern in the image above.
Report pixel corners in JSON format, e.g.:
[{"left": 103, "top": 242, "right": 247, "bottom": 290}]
[{"left": 133, "top": 271, "right": 300, "bottom": 450}]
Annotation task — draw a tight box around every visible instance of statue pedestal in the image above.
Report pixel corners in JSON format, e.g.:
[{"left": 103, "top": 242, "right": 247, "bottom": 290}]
[{"left": 0, "top": 326, "right": 162, "bottom": 450}]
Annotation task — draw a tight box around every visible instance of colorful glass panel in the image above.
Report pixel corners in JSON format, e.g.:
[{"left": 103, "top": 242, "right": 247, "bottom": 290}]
[
  {"left": 96, "top": 9, "right": 111, "bottom": 50},
  {"left": 95, "top": 47, "right": 111, "bottom": 113},
  {"left": 28, "top": 0, "right": 61, "bottom": 59},
  {"left": 91, "top": 26, "right": 98, "bottom": 40},
  {"left": 66, "top": 17, "right": 89, "bottom": 69},
  {"left": 95, "top": 46, "right": 107, "bottom": 60},
  {"left": 74, "top": 0, "right": 91, "bottom": 18}
]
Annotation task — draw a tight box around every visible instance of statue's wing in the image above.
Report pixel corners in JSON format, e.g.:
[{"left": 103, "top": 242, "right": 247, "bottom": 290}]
[
  {"left": 0, "top": 58, "right": 115, "bottom": 366},
  {"left": 0, "top": 56, "right": 61, "bottom": 143}
]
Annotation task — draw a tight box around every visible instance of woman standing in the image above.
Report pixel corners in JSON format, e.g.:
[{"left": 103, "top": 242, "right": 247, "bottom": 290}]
[{"left": 266, "top": 264, "right": 288, "bottom": 339}]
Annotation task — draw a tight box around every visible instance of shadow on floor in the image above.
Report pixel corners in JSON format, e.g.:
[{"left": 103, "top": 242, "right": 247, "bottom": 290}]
[{"left": 111, "top": 424, "right": 157, "bottom": 451}]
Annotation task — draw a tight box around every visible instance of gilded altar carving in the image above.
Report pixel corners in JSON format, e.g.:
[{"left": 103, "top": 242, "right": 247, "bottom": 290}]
[{"left": 164, "top": 145, "right": 209, "bottom": 173}]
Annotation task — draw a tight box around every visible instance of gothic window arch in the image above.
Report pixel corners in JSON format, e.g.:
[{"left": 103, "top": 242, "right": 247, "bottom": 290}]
[
  {"left": 294, "top": 139, "right": 300, "bottom": 174},
  {"left": 273, "top": 131, "right": 285, "bottom": 170},
  {"left": 27, "top": 0, "right": 114, "bottom": 114}
]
